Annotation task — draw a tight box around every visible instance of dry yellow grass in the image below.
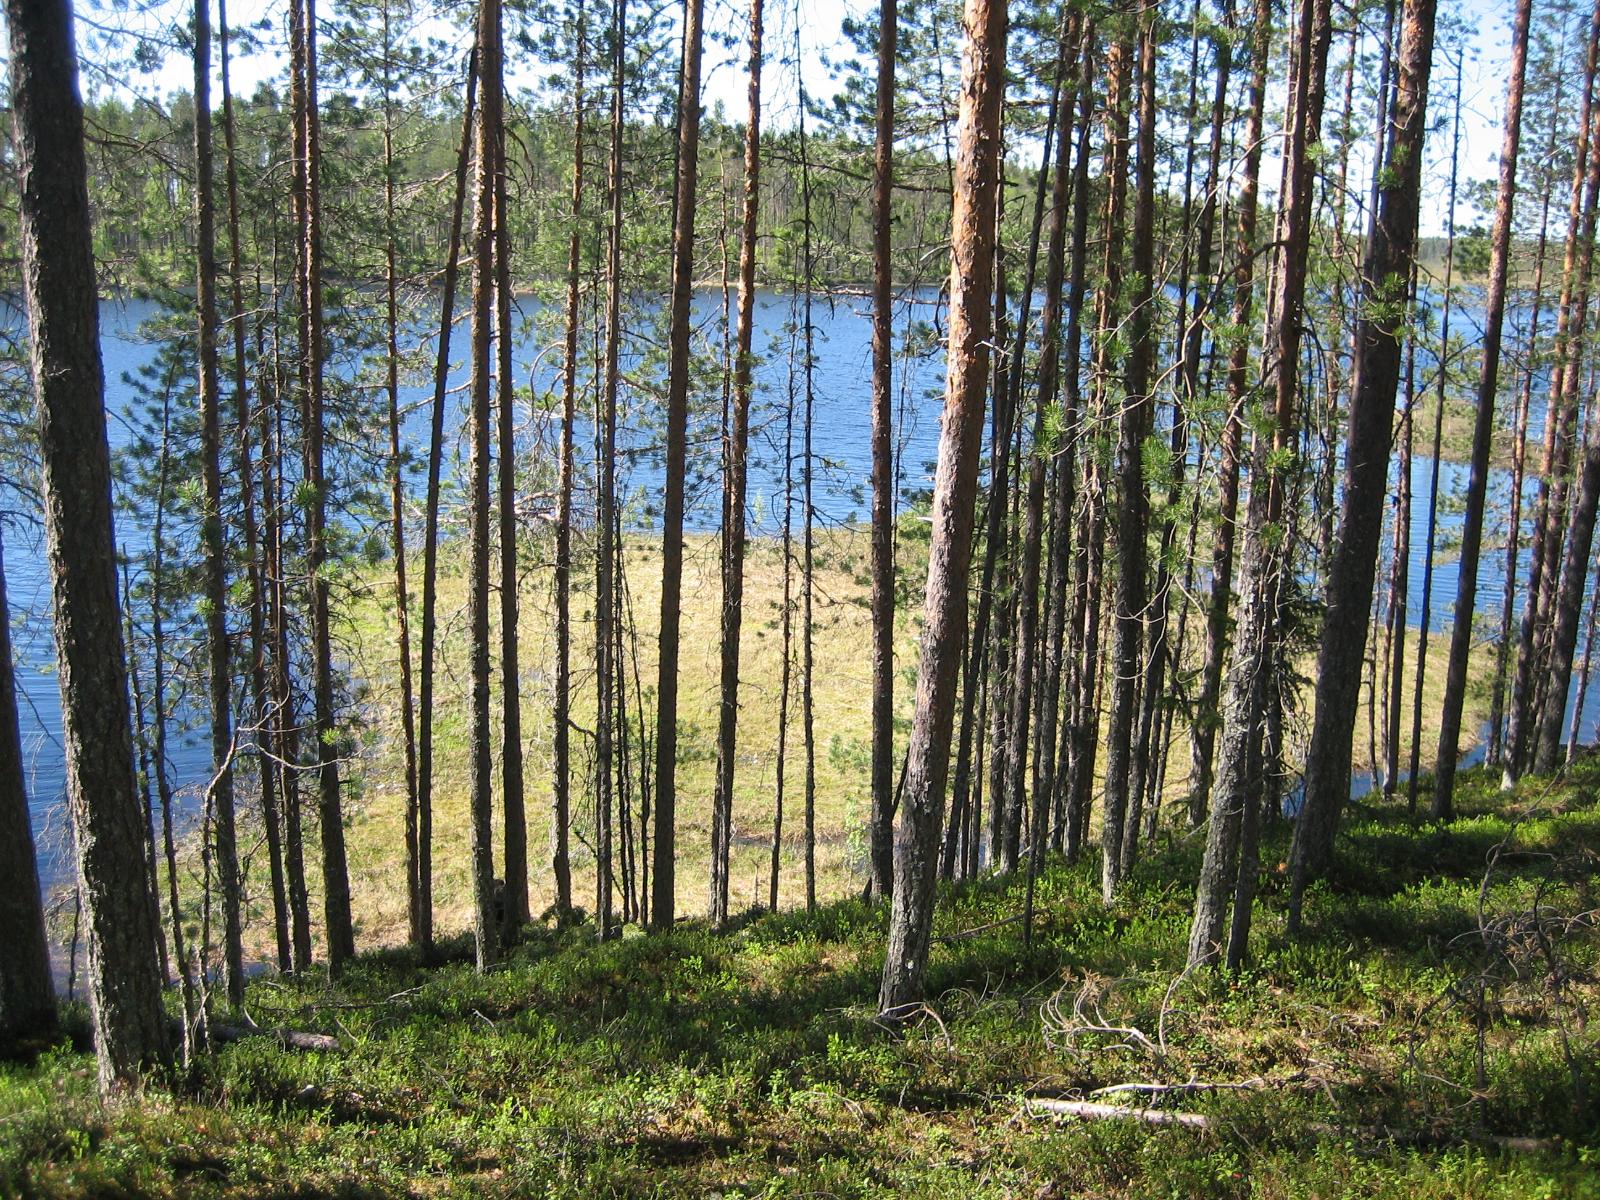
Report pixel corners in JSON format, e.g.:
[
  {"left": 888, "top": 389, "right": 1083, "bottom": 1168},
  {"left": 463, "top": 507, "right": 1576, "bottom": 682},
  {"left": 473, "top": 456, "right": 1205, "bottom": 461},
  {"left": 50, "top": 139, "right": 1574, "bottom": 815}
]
[
  {"left": 230, "top": 526, "right": 1502, "bottom": 963},
  {"left": 332, "top": 526, "right": 918, "bottom": 949}
]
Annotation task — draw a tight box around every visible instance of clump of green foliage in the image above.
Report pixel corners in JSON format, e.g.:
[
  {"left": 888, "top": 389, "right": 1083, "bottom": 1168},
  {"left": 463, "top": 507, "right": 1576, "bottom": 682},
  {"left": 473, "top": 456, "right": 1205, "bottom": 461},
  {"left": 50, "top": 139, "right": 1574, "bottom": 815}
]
[{"left": 4, "top": 760, "right": 1599, "bottom": 1198}]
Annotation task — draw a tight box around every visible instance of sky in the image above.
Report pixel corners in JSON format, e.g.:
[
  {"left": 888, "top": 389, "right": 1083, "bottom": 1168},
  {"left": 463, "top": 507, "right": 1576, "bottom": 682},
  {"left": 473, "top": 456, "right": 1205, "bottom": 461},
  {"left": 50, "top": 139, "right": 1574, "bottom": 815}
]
[{"left": 88, "top": 0, "right": 1522, "bottom": 238}]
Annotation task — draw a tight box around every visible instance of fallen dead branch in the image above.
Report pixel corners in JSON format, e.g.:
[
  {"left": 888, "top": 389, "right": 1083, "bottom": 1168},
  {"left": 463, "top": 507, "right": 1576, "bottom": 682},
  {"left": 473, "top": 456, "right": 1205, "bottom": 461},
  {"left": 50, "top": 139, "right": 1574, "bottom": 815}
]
[
  {"left": 935, "top": 913, "right": 1027, "bottom": 943},
  {"left": 206, "top": 1022, "right": 340, "bottom": 1053},
  {"left": 1020, "top": 1098, "right": 1561, "bottom": 1153}
]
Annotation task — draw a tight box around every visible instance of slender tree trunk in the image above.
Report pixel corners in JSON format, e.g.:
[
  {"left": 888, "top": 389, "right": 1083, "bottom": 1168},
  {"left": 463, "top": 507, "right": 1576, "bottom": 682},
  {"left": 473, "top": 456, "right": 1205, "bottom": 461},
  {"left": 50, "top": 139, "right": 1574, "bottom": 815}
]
[
  {"left": 1489, "top": 144, "right": 1556, "bottom": 768},
  {"left": 291, "top": 0, "right": 354, "bottom": 969},
  {"left": 7, "top": 0, "right": 171, "bottom": 1086},
  {"left": 1536, "top": 390, "right": 1600, "bottom": 772},
  {"left": 264, "top": 332, "right": 313, "bottom": 971},
  {"left": 867, "top": 0, "right": 899, "bottom": 903},
  {"left": 1407, "top": 56, "right": 1462, "bottom": 817},
  {"left": 1006, "top": 26, "right": 1072, "bottom": 898},
  {"left": 1102, "top": 10, "right": 1159, "bottom": 900},
  {"left": 218, "top": 0, "right": 290, "bottom": 974},
  {"left": 1190, "top": 0, "right": 1266, "bottom": 829},
  {"left": 192, "top": 0, "right": 244, "bottom": 1012},
  {"left": 1292, "top": 0, "right": 1439, "bottom": 925},
  {"left": 1189, "top": 0, "right": 1330, "bottom": 966},
  {"left": 799, "top": 94, "right": 819, "bottom": 914},
  {"left": 1432, "top": 0, "right": 1529, "bottom": 812},
  {"left": 771, "top": 351, "right": 797, "bottom": 910},
  {"left": 0, "top": 531, "right": 54, "bottom": 1044},
  {"left": 879, "top": 0, "right": 1006, "bottom": 1013},
  {"left": 1566, "top": 554, "right": 1600, "bottom": 756},
  {"left": 371, "top": 0, "right": 422, "bottom": 956},
  {"left": 552, "top": 6, "right": 586, "bottom": 921},
  {"left": 1433, "top": 0, "right": 1529, "bottom": 800},
  {"left": 1022, "top": 19, "right": 1084, "bottom": 943},
  {"left": 710, "top": 0, "right": 764, "bottom": 928},
  {"left": 416, "top": 48, "right": 478, "bottom": 955},
  {"left": 467, "top": 0, "right": 502, "bottom": 971},
  {"left": 151, "top": 397, "right": 199, "bottom": 1057},
  {"left": 1386, "top": 378, "right": 1414, "bottom": 798},
  {"left": 122, "top": 566, "right": 169, "bottom": 990},
  {"left": 493, "top": 48, "right": 527, "bottom": 934},
  {"left": 1506, "top": 0, "right": 1600, "bottom": 781},
  {"left": 596, "top": 0, "right": 626, "bottom": 939},
  {"left": 651, "top": 0, "right": 708, "bottom": 930},
  {"left": 1037, "top": 17, "right": 1095, "bottom": 860}
]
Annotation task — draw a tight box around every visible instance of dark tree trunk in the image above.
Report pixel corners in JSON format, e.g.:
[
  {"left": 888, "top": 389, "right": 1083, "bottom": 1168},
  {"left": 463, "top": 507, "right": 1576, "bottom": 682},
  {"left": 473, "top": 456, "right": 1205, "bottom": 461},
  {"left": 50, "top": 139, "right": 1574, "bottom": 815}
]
[
  {"left": 1488, "top": 102, "right": 1557, "bottom": 768},
  {"left": 596, "top": 0, "right": 626, "bottom": 938},
  {"left": 493, "top": 56, "right": 527, "bottom": 933},
  {"left": 192, "top": 0, "right": 244, "bottom": 1012},
  {"left": 467, "top": 0, "right": 501, "bottom": 971},
  {"left": 1189, "top": 0, "right": 1329, "bottom": 966},
  {"left": 1189, "top": 0, "right": 1266, "bottom": 828},
  {"left": 1292, "top": 0, "right": 1439, "bottom": 924},
  {"left": 1102, "top": 12, "right": 1158, "bottom": 901},
  {"left": 879, "top": 0, "right": 1007, "bottom": 1013},
  {"left": 375, "top": 0, "right": 419, "bottom": 950},
  {"left": 1506, "top": 0, "right": 1600, "bottom": 781},
  {"left": 1433, "top": 0, "right": 1530, "bottom": 812},
  {"left": 218, "top": 0, "right": 290, "bottom": 974},
  {"left": 710, "top": 0, "right": 763, "bottom": 928},
  {"left": 264, "top": 349, "right": 313, "bottom": 971},
  {"left": 0, "top": 532, "right": 55, "bottom": 1044},
  {"left": 416, "top": 47, "right": 478, "bottom": 955},
  {"left": 1036, "top": 16, "right": 1096, "bottom": 862},
  {"left": 7, "top": 0, "right": 171, "bottom": 1086},
  {"left": 1385, "top": 378, "right": 1414, "bottom": 798},
  {"left": 799, "top": 95, "right": 819, "bottom": 914},
  {"left": 1537, "top": 412, "right": 1600, "bottom": 772},
  {"left": 552, "top": 7, "right": 585, "bottom": 921},
  {"left": 867, "top": 0, "right": 898, "bottom": 904},
  {"left": 1407, "top": 57, "right": 1462, "bottom": 818},
  {"left": 651, "top": 0, "right": 708, "bottom": 930},
  {"left": 1021, "top": 19, "right": 1082, "bottom": 943},
  {"left": 151, "top": 396, "right": 199, "bottom": 1056},
  {"left": 290, "top": 0, "right": 354, "bottom": 969}
]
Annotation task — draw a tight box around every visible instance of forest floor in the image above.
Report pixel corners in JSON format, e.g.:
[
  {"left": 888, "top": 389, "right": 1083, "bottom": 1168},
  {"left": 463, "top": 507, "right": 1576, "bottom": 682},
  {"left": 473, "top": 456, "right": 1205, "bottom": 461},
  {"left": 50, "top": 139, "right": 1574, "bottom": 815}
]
[{"left": 4, "top": 757, "right": 1599, "bottom": 1197}]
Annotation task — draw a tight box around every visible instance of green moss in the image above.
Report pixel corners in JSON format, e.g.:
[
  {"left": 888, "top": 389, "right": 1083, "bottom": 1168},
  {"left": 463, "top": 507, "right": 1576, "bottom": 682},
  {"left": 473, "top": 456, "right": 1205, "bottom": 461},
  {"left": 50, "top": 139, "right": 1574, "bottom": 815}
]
[{"left": 8, "top": 759, "right": 1600, "bottom": 1196}]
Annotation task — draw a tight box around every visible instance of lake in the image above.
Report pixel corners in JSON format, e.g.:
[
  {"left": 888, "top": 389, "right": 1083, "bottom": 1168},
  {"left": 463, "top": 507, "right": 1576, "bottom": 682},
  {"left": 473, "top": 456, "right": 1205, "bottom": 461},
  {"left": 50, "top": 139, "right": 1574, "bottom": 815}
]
[{"left": 3, "top": 289, "right": 1593, "bottom": 904}]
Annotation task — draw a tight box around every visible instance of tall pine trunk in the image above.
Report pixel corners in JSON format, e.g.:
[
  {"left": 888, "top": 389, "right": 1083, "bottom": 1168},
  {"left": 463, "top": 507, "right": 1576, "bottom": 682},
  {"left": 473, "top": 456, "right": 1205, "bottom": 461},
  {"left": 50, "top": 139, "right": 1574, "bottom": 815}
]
[
  {"left": 867, "top": 0, "right": 899, "bottom": 902},
  {"left": 1102, "top": 9, "right": 1159, "bottom": 900},
  {"left": 218, "top": 0, "right": 290, "bottom": 973},
  {"left": 651, "top": 0, "right": 708, "bottom": 930},
  {"left": 1188, "top": 0, "right": 1329, "bottom": 967},
  {"left": 1292, "top": 0, "right": 1438, "bottom": 923},
  {"left": 192, "top": 0, "right": 244, "bottom": 1012},
  {"left": 415, "top": 48, "right": 479, "bottom": 955},
  {"left": 0, "top": 532, "right": 54, "bottom": 1044},
  {"left": 494, "top": 56, "right": 527, "bottom": 933},
  {"left": 1189, "top": 0, "right": 1265, "bottom": 827},
  {"left": 467, "top": 0, "right": 502, "bottom": 971},
  {"left": 7, "top": 0, "right": 171, "bottom": 1086},
  {"left": 879, "top": 0, "right": 1007, "bottom": 1014},
  {"left": 710, "top": 0, "right": 764, "bottom": 928},
  {"left": 552, "top": 7, "right": 586, "bottom": 920},
  {"left": 291, "top": 0, "right": 354, "bottom": 969}
]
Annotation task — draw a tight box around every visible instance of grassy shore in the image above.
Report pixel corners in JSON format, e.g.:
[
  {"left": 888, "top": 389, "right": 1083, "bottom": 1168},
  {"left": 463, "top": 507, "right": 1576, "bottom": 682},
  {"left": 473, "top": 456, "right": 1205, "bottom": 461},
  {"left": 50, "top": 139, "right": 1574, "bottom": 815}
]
[{"left": 204, "top": 523, "right": 1502, "bottom": 964}]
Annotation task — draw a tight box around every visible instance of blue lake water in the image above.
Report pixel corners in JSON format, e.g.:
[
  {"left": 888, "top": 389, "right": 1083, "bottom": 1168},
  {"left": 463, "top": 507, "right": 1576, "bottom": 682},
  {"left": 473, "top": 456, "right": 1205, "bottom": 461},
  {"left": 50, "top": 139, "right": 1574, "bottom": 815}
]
[{"left": 5, "top": 289, "right": 1597, "bottom": 904}]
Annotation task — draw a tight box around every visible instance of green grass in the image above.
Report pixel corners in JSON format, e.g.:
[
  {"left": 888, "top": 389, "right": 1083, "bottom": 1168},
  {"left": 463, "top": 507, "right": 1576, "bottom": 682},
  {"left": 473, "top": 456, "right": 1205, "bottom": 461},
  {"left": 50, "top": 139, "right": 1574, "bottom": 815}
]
[{"left": 6, "top": 757, "right": 1600, "bottom": 1197}]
